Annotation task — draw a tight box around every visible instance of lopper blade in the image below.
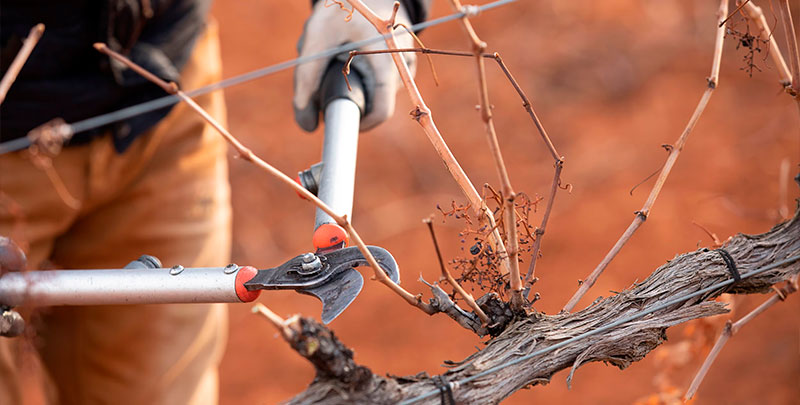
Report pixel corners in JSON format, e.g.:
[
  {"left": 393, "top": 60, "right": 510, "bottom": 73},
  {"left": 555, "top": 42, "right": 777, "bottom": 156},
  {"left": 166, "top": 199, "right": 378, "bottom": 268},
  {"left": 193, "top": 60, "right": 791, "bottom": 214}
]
[
  {"left": 242, "top": 246, "right": 400, "bottom": 323},
  {"left": 299, "top": 267, "right": 364, "bottom": 324}
]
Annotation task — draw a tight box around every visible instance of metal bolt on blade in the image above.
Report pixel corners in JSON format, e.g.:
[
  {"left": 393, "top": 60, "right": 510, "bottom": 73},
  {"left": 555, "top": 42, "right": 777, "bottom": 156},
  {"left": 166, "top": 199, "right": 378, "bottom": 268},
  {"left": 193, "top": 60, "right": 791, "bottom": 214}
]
[
  {"left": 301, "top": 253, "right": 322, "bottom": 272},
  {"left": 169, "top": 265, "right": 184, "bottom": 275},
  {"left": 224, "top": 263, "right": 239, "bottom": 274}
]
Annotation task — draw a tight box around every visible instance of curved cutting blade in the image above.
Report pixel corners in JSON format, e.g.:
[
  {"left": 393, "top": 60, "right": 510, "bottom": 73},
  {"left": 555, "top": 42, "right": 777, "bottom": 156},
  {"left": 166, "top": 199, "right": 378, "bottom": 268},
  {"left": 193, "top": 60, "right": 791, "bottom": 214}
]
[
  {"left": 299, "top": 267, "right": 364, "bottom": 324},
  {"left": 243, "top": 245, "right": 399, "bottom": 323},
  {"left": 366, "top": 246, "right": 400, "bottom": 284}
]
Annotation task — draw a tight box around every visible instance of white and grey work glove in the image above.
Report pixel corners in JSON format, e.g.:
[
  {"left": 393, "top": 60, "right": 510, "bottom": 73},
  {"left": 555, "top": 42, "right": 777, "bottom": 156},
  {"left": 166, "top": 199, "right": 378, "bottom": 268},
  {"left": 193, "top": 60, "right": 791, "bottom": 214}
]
[{"left": 294, "top": 0, "right": 418, "bottom": 132}]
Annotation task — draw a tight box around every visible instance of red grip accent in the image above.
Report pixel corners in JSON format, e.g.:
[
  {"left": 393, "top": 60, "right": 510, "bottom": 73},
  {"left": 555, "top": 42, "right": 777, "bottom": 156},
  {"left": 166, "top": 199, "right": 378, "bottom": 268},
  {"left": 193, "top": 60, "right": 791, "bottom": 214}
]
[
  {"left": 294, "top": 176, "right": 308, "bottom": 200},
  {"left": 235, "top": 266, "right": 261, "bottom": 302},
  {"left": 313, "top": 223, "right": 349, "bottom": 251}
]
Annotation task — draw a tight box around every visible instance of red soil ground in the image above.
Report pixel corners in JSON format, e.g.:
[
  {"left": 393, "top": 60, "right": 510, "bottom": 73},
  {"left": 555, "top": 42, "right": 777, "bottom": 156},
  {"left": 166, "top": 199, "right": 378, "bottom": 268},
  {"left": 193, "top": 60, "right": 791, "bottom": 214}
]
[{"left": 214, "top": 1, "right": 799, "bottom": 404}]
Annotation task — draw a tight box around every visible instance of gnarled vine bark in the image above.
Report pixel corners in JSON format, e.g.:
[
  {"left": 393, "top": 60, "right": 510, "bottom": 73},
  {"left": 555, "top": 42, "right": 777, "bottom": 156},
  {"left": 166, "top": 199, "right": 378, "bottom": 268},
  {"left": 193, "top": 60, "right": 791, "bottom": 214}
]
[{"left": 279, "top": 206, "right": 799, "bottom": 404}]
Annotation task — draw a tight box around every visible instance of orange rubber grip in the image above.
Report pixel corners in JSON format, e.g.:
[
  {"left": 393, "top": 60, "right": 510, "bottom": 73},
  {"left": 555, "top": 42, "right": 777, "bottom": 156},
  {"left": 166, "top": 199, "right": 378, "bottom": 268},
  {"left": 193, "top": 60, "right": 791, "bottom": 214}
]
[
  {"left": 313, "top": 223, "right": 349, "bottom": 251},
  {"left": 294, "top": 176, "right": 308, "bottom": 200},
  {"left": 234, "top": 266, "right": 261, "bottom": 302}
]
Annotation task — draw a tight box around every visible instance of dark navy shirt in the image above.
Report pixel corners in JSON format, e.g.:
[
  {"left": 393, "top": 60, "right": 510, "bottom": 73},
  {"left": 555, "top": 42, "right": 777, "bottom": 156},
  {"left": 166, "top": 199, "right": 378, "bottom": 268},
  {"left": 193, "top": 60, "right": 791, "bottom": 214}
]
[
  {"left": 1, "top": 0, "right": 425, "bottom": 153},
  {"left": 0, "top": 0, "right": 211, "bottom": 152}
]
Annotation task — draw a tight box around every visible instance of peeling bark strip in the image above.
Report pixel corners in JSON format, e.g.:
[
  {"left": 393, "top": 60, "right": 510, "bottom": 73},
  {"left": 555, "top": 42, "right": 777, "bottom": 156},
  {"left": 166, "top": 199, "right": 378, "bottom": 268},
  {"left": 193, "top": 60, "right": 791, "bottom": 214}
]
[{"left": 285, "top": 212, "right": 800, "bottom": 404}]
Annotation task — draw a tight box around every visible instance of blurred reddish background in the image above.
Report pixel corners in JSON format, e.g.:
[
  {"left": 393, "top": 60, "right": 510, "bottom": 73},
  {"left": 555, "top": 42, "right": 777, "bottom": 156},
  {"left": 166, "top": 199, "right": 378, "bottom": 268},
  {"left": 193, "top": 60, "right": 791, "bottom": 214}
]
[{"left": 218, "top": 0, "right": 795, "bottom": 403}]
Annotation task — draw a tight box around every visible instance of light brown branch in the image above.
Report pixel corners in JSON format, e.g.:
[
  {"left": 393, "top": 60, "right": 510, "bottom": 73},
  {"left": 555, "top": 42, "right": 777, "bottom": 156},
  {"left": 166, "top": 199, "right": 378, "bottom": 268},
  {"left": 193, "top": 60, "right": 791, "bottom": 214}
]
[
  {"left": 446, "top": 0, "right": 523, "bottom": 309},
  {"left": 523, "top": 160, "right": 563, "bottom": 291},
  {"left": 344, "top": 221, "right": 435, "bottom": 314},
  {"left": 347, "top": 47, "right": 489, "bottom": 58},
  {"left": 346, "top": 44, "right": 567, "bottom": 302},
  {"left": 34, "top": 158, "right": 80, "bottom": 210},
  {"left": 352, "top": 1, "right": 566, "bottom": 308},
  {"left": 738, "top": 0, "right": 800, "bottom": 117},
  {"left": 93, "top": 42, "right": 435, "bottom": 316},
  {"left": 777, "top": 0, "right": 800, "bottom": 97},
  {"left": 344, "top": 47, "right": 563, "bottom": 161},
  {"left": 94, "top": 43, "right": 178, "bottom": 93},
  {"left": 779, "top": 158, "right": 791, "bottom": 219},
  {"left": 344, "top": 0, "right": 511, "bottom": 276},
  {"left": 251, "top": 303, "right": 297, "bottom": 341},
  {"left": 562, "top": 0, "right": 729, "bottom": 313},
  {"left": 692, "top": 221, "right": 723, "bottom": 247},
  {"left": 186, "top": 88, "right": 435, "bottom": 315},
  {"left": 93, "top": 43, "right": 336, "bottom": 216},
  {"left": 25, "top": 119, "right": 80, "bottom": 210},
  {"left": 391, "top": 24, "right": 439, "bottom": 86},
  {"left": 424, "top": 218, "right": 489, "bottom": 324},
  {"left": 450, "top": 0, "right": 485, "bottom": 51},
  {"left": 178, "top": 81, "right": 437, "bottom": 315},
  {"left": 720, "top": 0, "right": 751, "bottom": 27},
  {"left": 0, "top": 23, "right": 44, "bottom": 105},
  {"left": 684, "top": 274, "right": 799, "bottom": 401},
  {"left": 388, "top": 1, "right": 400, "bottom": 30},
  {"left": 739, "top": 0, "right": 792, "bottom": 86},
  {"left": 490, "top": 53, "right": 562, "bottom": 162},
  {"left": 489, "top": 53, "right": 565, "bottom": 294}
]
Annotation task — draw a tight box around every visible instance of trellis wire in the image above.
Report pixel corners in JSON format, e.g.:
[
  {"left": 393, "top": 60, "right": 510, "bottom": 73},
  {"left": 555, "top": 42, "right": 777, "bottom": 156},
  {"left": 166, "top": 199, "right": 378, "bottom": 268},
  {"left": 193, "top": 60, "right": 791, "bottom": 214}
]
[
  {"left": 399, "top": 253, "right": 800, "bottom": 404},
  {"left": 0, "top": 0, "right": 515, "bottom": 155}
]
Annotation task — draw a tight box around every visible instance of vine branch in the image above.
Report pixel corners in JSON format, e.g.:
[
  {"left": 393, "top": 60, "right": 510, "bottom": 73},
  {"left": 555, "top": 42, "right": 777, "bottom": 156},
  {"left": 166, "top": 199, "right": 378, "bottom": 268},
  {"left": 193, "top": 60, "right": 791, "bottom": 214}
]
[
  {"left": 343, "top": 0, "right": 512, "bottom": 276},
  {"left": 737, "top": 0, "right": 800, "bottom": 118},
  {"left": 684, "top": 274, "right": 798, "bottom": 400},
  {"left": 344, "top": 45, "right": 565, "bottom": 303},
  {"left": 280, "top": 207, "right": 800, "bottom": 404},
  {"left": 92, "top": 42, "right": 438, "bottom": 315},
  {"left": 0, "top": 23, "right": 44, "bottom": 105},
  {"left": 777, "top": 0, "right": 800, "bottom": 98},
  {"left": 562, "top": 0, "right": 730, "bottom": 313},
  {"left": 447, "top": 0, "right": 524, "bottom": 309},
  {"left": 738, "top": 0, "right": 792, "bottom": 85},
  {"left": 424, "top": 218, "right": 489, "bottom": 324}
]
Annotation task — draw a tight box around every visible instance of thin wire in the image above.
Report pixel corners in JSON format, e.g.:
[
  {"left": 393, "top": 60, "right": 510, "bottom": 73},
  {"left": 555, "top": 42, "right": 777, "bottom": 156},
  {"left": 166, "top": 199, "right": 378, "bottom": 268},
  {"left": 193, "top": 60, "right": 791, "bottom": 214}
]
[
  {"left": 0, "top": 137, "right": 30, "bottom": 155},
  {"left": 0, "top": 0, "right": 516, "bottom": 155},
  {"left": 399, "top": 253, "right": 800, "bottom": 404}
]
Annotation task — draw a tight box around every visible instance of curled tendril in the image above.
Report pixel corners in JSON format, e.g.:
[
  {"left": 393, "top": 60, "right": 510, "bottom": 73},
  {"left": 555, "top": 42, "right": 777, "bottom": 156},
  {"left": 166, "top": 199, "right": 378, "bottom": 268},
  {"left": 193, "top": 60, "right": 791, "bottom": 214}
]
[{"left": 324, "top": 0, "right": 354, "bottom": 22}]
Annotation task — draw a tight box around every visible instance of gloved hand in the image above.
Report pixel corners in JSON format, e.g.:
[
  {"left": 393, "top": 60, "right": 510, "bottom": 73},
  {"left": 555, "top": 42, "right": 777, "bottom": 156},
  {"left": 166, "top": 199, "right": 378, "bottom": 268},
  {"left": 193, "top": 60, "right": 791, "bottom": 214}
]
[
  {"left": 0, "top": 237, "right": 26, "bottom": 338},
  {"left": 294, "top": 0, "right": 417, "bottom": 132}
]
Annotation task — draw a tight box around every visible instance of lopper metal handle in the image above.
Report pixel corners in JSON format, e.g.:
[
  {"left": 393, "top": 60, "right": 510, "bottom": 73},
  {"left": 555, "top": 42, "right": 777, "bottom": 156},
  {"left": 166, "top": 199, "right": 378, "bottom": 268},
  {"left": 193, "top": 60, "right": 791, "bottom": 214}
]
[
  {"left": 0, "top": 257, "right": 261, "bottom": 307},
  {"left": 312, "top": 58, "right": 367, "bottom": 250}
]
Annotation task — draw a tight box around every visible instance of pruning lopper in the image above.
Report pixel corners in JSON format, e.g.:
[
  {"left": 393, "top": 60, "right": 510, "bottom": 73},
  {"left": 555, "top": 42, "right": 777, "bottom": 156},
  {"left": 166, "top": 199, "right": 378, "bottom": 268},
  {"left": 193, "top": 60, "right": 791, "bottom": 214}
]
[
  {"left": 0, "top": 56, "right": 395, "bottom": 325},
  {"left": 0, "top": 245, "right": 398, "bottom": 324}
]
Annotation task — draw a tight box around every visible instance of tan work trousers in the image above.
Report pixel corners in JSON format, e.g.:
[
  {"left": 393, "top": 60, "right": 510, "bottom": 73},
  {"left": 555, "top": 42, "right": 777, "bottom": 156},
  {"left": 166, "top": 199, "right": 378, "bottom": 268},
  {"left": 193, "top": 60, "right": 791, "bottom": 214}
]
[{"left": 0, "top": 22, "right": 231, "bottom": 405}]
